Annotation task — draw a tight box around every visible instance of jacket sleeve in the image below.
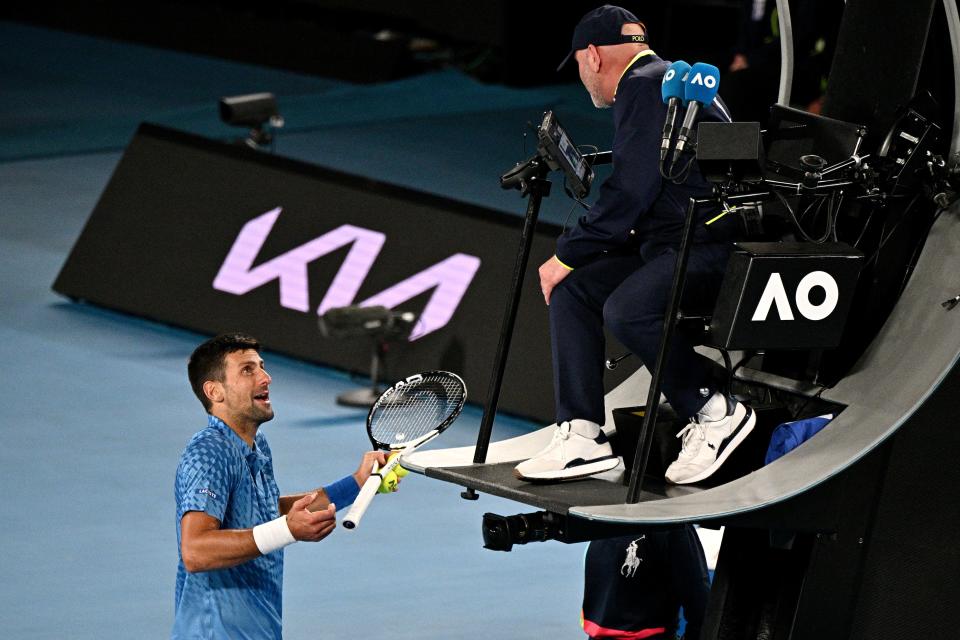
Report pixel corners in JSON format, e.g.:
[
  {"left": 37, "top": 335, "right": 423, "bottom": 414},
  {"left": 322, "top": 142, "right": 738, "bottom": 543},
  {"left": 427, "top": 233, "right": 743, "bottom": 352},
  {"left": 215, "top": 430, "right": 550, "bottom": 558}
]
[{"left": 555, "top": 77, "right": 665, "bottom": 268}]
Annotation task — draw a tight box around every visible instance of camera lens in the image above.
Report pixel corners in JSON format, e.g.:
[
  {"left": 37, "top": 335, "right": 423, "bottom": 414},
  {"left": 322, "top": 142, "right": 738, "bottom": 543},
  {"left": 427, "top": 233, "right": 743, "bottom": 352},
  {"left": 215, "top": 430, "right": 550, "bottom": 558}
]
[
  {"left": 482, "top": 513, "right": 513, "bottom": 551},
  {"left": 482, "top": 511, "right": 563, "bottom": 552}
]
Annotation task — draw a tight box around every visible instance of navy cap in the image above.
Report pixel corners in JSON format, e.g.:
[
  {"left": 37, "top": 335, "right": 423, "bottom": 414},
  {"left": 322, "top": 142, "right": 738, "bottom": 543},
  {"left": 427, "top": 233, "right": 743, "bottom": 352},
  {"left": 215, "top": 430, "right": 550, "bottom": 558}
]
[{"left": 558, "top": 5, "right": 648, "bottom": 71}]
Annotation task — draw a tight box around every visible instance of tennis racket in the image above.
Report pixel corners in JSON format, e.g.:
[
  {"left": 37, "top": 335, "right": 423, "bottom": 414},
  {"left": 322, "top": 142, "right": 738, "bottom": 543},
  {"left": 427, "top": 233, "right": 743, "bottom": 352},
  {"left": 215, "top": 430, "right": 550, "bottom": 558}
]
[{"left": 342, "top": 370, "right": 466, "bottom": 530}]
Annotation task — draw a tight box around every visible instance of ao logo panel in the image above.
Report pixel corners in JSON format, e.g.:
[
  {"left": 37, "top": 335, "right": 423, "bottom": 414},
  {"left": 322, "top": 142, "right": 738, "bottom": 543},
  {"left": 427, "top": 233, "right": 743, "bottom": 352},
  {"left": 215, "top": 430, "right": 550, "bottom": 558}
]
[
  {"left": 708, "top": 243, "right": 864, "bottom": 350},
  {"left": 752, "top": 271, "right": 840, "bottom": 322}
]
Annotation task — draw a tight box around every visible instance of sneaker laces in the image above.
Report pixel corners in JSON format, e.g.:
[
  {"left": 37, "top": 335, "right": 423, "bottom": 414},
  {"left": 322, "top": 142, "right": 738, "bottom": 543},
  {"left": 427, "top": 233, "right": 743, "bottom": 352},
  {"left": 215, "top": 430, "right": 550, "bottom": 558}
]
[
  {"left": 675, "top": 422, "right": 706, "bottom": 460},
  {"left": 534, "top": 421, "right": 571, "bottom": 459}
]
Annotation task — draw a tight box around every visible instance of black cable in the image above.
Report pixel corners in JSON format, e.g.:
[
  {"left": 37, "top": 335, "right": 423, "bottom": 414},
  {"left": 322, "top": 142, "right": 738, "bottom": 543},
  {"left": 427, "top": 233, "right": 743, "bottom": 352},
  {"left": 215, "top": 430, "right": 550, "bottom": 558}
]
[
  {"left": 873, "top": 218, "right": 888, "bottom": 272},
  {"left": 719, "top": 348, "right": 733, "bottom": 396},
  {"left": 659, "top": 150, "right": 696, "bottom": 183},
  {"left": 896, "top": 200, "right": 948, "bottom": 295},
  {"left": 659, "top": 152, "right": 697, "bottom": 184},
  {"left": 830, "top": 191, "right": 842, "bottom": 242},
  {"left": 521, "top": 120, "right": 538, "bottom": 158},
  {"left": 852, "top": 207, "right": 876, "bottom": 248},
  {"left": 811, "top": 192, "right": 833, "bottom": 242},
  {"left": 859, "top": 193, "right": 924, "bottom": 271},
  {"left": 772, "top": 190, "right": 833, "bottom": 243},
  {"left": 578, "top": 144, "right": 601, "bottom": 160},
  {"left": 659, "top": 161, "right": 676, "bottom": 181},
  {"left": 725, "top": 350, "right": 761, "bottom": 400},
  {"left": 671, "top": 155, "right": 697, "bottom": 185},
  {"left": 800, "top": 196, "right": 828, "bottom": 238},
  {"left": 791, "top": 386, "right": 827, "bottom": 421},
  {"left": 658, "top": 157, "right": 674, "bottom": 181},
  {"left": 797, "top": 192, "right": 824, "bottom": 223},
  {"left": 564, "top": 144, "right": 602, "bottom": 211},
  {"left": 819, "top": 193, "right": 835, "bottom": 242},
  {"left": 561, "top": 182, "right": 591, "bottom": 211},
  {"left": 561, "top": 197, "right": 581, "bottom": 234}
]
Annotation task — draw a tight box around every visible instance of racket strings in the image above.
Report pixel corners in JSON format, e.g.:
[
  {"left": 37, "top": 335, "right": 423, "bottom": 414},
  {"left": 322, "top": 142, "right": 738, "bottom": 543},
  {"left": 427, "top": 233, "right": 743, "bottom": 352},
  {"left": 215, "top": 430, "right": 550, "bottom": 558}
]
[{"left": 369, "top": 373, "right": 464, "bottom": 448}]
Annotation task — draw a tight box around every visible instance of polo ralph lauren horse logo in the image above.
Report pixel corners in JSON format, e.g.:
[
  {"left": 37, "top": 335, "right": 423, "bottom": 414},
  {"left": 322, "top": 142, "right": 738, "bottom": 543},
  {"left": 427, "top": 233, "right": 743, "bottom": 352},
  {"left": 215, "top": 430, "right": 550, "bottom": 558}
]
[
  {"left": 213, "top": 207, "right": 481, "bottom": 340},
  {"left": 621, "top": 535, "right": 645, "bottom": 577}
]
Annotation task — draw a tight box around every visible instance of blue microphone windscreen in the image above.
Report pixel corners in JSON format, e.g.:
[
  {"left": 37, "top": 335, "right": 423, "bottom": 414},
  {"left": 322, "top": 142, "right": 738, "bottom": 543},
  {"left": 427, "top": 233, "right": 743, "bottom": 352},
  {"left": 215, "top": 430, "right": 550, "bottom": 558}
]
[
  {"left": 684, "top": 62, "right": 720, "bottom": 106},
  {"left": 661, "top": 60, "right": 690, "bottom": 104}
]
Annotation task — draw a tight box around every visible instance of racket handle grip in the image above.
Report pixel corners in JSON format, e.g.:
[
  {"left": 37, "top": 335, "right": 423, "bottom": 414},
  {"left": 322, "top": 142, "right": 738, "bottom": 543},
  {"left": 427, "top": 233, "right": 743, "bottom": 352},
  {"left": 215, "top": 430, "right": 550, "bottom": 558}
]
[{"left": 343, "top": 474, "right": 380, "bottom": 530}]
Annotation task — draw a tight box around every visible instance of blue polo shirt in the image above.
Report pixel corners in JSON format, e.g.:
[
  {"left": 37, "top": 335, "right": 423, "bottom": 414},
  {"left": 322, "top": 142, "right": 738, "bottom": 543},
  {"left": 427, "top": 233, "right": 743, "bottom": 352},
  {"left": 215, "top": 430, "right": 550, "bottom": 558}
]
[
  {"left": 173, "top": 416, "right": 362, "bottom": 639},
  {"left": 173, "top": 415, "right": 285, "bottom": 639}
]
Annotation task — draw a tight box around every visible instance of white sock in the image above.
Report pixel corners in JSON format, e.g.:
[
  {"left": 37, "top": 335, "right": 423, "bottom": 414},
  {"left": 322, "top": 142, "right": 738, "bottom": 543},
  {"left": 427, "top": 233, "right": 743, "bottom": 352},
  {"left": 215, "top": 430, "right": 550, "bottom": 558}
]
[
  {"left": 567, "top": 419, "right": 601, "bottom": 438},
  {"left": 697, "top": 392, "right": 728, "bottom": 422}
]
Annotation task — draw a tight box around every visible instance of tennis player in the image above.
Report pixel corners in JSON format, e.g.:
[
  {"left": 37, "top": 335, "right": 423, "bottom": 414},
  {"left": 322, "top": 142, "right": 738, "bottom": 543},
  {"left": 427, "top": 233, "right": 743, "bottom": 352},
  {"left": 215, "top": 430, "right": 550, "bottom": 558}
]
[{"left": 173, "top": 333, "right": 386, "bottom": 639}]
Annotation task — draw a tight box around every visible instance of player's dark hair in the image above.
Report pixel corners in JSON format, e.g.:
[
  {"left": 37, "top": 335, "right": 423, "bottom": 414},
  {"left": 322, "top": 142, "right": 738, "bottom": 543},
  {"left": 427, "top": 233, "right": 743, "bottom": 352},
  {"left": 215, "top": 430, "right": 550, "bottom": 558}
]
[{"left": 188, "top": 333, "right": 261, "bottom": 412}]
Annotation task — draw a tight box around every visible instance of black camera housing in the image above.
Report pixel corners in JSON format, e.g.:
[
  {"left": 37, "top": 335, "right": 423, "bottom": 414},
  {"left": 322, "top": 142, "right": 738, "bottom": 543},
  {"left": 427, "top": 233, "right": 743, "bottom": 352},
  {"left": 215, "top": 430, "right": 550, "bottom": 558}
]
[
  {"left": 218, "top": 93, "right": 280, "bottom": 128},
  {"left": 482, "top": 510, "right": 564, "bottom": 552}
]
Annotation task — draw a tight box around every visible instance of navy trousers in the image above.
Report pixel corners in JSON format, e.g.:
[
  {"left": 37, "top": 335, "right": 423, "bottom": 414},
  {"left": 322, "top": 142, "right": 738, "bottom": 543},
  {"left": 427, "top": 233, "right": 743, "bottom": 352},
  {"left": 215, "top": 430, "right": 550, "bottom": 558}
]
[{"left": 550, "top": 241, "right": 731, "bottom": 424}]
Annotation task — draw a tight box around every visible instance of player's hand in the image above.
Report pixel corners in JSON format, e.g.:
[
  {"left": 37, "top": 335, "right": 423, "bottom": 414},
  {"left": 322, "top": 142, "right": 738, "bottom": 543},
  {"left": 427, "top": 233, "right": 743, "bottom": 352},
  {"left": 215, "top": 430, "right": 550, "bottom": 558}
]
[
  {"left": 378, "top": 452, "right": 408, "bottom": 493},
  {"left": 539, "top": 256, "right": 571, "bottom": 305},
  {"left": 286, "top": 493, "right": 337, "bottom": 542},
  {"left": 352, "top": 450, "right": 387, "bottom": 487}
]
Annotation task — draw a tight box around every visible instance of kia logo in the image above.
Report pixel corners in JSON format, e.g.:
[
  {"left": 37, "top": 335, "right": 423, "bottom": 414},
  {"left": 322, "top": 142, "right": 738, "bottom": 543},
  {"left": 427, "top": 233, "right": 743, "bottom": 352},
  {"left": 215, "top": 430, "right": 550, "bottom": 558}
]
[{"left": 213, "top": 208, "right": 481, "bottom": 340}]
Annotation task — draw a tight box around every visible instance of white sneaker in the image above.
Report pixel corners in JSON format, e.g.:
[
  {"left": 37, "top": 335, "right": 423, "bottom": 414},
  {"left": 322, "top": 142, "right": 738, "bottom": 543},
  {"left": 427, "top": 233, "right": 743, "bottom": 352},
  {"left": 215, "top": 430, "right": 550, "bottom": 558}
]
[
  {"left": 514, "top": 420, "right": 620, "bottom": 482},
  {"left": 664, "top": 398, "right": 756, "bottom": 485}
]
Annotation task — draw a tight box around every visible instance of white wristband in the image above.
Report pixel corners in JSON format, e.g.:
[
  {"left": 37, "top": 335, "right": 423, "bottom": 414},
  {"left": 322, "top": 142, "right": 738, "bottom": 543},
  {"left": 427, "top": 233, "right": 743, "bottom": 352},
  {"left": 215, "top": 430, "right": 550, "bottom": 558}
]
[{"left": 252, "top": 516, "right": 296, "bottom": 555}]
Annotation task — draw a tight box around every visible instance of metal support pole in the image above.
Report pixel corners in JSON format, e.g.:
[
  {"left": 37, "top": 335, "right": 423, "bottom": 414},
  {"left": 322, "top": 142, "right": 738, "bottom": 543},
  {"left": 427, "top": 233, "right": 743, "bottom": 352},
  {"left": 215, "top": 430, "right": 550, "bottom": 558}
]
[
  {"left": 775, "top": 0, "right": 795, "bottom": 106},
  {"left": 472, "top": 169, "right": 551, "bottom": 467},
  {"left": 626, "top": 196, "right": 709, "bottom": 503},
  {"left": 944, "top": 0, "right": 960, "bottom": 159}
]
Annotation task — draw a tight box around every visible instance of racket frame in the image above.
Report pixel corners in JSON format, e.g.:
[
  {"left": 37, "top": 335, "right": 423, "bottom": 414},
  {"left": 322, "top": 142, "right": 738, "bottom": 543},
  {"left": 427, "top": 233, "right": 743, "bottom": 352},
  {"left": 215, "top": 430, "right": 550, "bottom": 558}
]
[{"left": 342, "top": 371, "right": 465, "bottom": 530}]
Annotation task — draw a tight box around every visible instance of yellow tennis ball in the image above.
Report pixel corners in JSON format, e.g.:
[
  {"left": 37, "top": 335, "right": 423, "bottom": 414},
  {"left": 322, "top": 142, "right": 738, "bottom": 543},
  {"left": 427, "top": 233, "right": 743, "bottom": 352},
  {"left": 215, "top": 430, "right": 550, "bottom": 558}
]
[
  {"left": 386, "top": 451, "right": 408, "bottom": 478},
  {"left": 378, "top": 470, "right": 399, "bottom": 494}
]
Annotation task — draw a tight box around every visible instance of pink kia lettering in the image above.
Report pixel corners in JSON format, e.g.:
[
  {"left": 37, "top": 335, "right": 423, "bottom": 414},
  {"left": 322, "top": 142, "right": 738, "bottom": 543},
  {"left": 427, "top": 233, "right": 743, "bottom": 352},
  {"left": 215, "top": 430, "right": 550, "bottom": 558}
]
[{"left": 213, "top": 207, "right": 481, "bottom": 340}]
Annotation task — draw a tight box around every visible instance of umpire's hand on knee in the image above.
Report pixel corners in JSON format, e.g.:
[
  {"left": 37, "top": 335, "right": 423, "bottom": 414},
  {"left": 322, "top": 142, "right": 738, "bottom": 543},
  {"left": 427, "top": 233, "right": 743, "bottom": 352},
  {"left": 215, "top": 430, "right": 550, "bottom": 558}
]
[
  {"left": 287, "top": 493, "right": 337, "bottom": 542},
  {"left": 539, "top": 256, "right": 571, "bottom": 305}
]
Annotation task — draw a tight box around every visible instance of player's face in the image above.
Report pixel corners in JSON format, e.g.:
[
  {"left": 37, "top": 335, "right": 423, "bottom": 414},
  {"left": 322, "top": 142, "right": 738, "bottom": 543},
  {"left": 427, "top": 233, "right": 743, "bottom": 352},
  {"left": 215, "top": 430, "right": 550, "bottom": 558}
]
[{"left": 219, "top": 349, "right": 274, "bottom": 426}]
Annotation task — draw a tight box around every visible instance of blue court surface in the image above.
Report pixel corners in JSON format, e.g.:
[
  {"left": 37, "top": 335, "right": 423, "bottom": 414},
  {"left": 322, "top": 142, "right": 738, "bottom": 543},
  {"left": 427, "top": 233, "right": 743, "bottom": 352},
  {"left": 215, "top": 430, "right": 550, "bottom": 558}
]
[{"left": 0, "top": 22, "right": 609, "bottom": 639}]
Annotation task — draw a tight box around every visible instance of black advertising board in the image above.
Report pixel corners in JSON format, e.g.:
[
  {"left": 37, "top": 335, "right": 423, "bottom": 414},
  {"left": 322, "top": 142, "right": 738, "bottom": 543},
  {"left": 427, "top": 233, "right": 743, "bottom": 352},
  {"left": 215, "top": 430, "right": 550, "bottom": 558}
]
[
  {"left": 708, "top": 242, "right": 864, "bottom": 350},
  {"left": 53, "top": 124, "right": 637, "bottom": 422}
]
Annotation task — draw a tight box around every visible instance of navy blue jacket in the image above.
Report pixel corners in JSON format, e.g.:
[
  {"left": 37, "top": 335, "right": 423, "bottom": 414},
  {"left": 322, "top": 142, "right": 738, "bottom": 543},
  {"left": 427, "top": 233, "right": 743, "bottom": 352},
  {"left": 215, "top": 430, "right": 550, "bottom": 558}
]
[{"left": 556, "top": 53, "right": 734, "bottom": 269}]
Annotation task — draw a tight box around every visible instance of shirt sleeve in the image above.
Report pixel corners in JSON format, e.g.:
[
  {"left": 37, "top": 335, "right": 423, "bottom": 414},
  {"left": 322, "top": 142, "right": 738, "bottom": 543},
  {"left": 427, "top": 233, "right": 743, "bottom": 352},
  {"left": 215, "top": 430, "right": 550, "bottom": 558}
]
[
  {"left": 555, "top": 76, "right": 666, "bottom": 268},
  {"left": 176, "top": 436, "right": 236, "bottom": 523}
]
